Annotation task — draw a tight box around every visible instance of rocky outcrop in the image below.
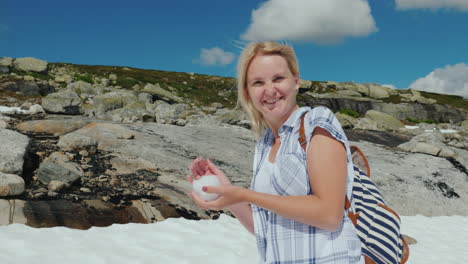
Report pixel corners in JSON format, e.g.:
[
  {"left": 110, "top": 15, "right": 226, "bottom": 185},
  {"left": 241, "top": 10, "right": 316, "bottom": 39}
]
[
  {"left": 398, "top": 131, "right": 456, "bottom": 158},
  {"left": 36, "top": 152, "right": 84, "bottom": 185},
  {"left": 0, "top": 129, "right": 29, "bottom": 175},
  {"left": 364, "top": 110, "right": 405, "bottom": 131},
  {"left": 13, "top": 57, "right": 48, "bottom": 73},
  {"left": 15, "top": 120, "right": 90, "bottom": 136},
  {"left": 0, "top": 173, "right": 25, "bottom": 196},
  {"left": 143, "top": 83, "right": 182, "bottom": 104},
  {"left": 41, "top": 90, "right": 83, "bottom": 114}
]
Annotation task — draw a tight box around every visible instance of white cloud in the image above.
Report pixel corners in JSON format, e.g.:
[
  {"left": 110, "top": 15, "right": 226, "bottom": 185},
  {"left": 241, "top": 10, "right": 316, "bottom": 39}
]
[
  {"left": 241, "top": 0, "right": 378, "bottom": 44},
  {"left": 408, "top": 63, "right": 468, "bottom": 98},
  {"left": 193, "top": 47, "right": 235, "bottom": 66},
  {"left": 396, "top": 0, "right": 468, "bottom": 11}
]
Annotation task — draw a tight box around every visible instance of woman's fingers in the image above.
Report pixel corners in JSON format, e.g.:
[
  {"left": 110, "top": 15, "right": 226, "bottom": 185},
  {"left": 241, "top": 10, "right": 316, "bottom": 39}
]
[{"left": 206, "top": 159, "right": 223, "bottom": 175}]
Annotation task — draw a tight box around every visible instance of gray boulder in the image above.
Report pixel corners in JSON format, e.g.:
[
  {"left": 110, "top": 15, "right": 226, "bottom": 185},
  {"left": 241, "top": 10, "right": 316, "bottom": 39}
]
[
  {"left": 365, "top": 110, "right": 405, "bottom": 131},
  {"left": 107, "top": 102, "right": 155, "bottom": 123},
  {"left": 335, "top": 112, "right": 357, "bottom": 129},
  {"left": 364, "top": 83, "right": 390, "bottom": 99},
  {"left": 354, "top": 117, "right": 381, "bottom": 131},
  {"left": 42, "top": 90, "right": 83, "bottom": 114},
  {"left": 0, "top": 172, "right": 25, "bottom": 196},
  {"left": 69, "top": 81, "right": 97, "bottom": 98},
  {"left": 88, "top": 90, "right": 138, "bottom": 118},
  {"left": 16, "top": 120, "right": 91, "bottom": 137},
  {"left": 0, "top": 129, "right": 29, "bottom": 175},
  {"left": 143, "top": 83, "right": 183, "bottom": 104},
  {"left": 0, "top": 66, "right": 8, "bottom": 74},
  {"left": 0, "top": 57, "right": 13, "bottom": 67},
  {"left": 13, "top": 57, "right": 48, "bottom": 73},
  {"left": 336, "top": 89, "right": 362, "bottom": 97},
  {"left": 398, "top": 131, "right": 456, "bottom": 158},
  {"left": 57, "top": 133, "right": 98, "bottom": 151},
  {"left": 36, "top": 152, "right": 84, "bottom": 185},
  {"left": 153, "top": 101, "right": 187, "bottom": 124}
]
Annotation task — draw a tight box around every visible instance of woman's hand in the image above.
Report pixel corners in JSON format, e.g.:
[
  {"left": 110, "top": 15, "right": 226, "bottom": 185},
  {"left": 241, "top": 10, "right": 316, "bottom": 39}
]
[
  {"left": 187, "top": 157, "right": 240, "bottom": 210},
  {"left": 189, "top": 184, "right": 246, "bottom": 211},
  {"left": 187, "top": 157, "right": 232, "bottom": 186}
]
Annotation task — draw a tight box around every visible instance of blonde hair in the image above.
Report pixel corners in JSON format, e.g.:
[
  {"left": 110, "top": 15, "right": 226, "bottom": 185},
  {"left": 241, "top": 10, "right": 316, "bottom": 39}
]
[{"left": 236, "top": 41, "right": 299, "bottom": 137}]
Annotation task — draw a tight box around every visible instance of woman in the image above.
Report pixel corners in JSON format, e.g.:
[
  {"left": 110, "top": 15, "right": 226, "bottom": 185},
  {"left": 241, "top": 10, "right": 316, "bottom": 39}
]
[{"left": 187, "top": 41, "right": 363, "bottom": 263}]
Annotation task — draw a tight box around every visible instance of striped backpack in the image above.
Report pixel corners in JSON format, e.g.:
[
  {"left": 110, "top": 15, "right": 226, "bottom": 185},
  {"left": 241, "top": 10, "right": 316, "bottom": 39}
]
[{"left": 298, "top": 115, "right": 409, "bottom": 264}]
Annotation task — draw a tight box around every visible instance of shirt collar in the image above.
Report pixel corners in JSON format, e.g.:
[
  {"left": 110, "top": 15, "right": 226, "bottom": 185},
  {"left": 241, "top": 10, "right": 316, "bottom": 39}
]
[{"left": 278, "top": 106, "right": 310, "bottom": 135}]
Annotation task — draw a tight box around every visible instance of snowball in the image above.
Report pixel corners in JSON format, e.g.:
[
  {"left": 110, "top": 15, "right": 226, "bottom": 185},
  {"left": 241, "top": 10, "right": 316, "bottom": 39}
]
[{"left": 192, "top": 175, "right": 221, "bottom": 201}]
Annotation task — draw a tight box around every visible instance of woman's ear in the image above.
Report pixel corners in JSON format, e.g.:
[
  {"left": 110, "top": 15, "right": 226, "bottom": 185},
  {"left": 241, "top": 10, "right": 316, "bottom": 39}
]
[{"left": 294, "top": 73, "right": 300, "bottom": 91}]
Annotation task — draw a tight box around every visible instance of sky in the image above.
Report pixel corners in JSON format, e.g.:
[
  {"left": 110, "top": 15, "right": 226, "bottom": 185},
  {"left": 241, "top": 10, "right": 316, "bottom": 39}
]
[{"left": 1, "top": 0, "right": 468, "bottom": 98}]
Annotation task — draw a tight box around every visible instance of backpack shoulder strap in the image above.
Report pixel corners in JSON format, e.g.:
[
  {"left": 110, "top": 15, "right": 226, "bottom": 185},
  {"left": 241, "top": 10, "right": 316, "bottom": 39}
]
[{"left": 299, "top": 114, "right": 307, "bottom": 152}]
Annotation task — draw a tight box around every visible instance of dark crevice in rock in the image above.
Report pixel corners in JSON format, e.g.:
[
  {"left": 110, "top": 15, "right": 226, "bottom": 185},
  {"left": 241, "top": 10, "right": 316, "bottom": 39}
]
[
  {"left": 344, "top": 129, "right": 412, "bottom": 148},
  {"left": 423, "top": 180, "right": 460, "bottom": 199},
  {"left": 446, "top": 157, "right": 468, "bottom": 178}
]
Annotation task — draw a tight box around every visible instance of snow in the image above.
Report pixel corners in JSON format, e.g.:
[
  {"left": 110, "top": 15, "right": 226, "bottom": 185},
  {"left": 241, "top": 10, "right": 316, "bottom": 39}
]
[{"left": 0, "top": 214, "right": 467, "bottom": 263}]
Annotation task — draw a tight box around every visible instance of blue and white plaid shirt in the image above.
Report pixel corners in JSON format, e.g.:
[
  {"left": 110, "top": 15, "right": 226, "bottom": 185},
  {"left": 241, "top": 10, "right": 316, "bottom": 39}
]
[{"left": 250, "top": 106, "right": 363, "bottom": 264}]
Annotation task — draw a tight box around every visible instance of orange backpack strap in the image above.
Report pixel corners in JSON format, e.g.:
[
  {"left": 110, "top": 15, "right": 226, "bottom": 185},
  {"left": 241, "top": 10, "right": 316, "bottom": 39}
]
[
  {"left": 350, "top": 145, "right": 371, "bottom": 178},
  {"left": 299, "top": 114, "right": 307, "bottom": 152}
]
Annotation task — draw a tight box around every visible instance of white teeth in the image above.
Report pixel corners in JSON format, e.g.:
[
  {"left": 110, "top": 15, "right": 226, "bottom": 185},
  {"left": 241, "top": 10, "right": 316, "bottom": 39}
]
[{"left": 265, "top": 99, "right": 279, "bottom": 104}]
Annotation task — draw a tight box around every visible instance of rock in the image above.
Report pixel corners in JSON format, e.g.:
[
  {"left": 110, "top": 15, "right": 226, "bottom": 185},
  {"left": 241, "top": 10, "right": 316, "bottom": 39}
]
[
  {"left": 16, "top": 120, "right": 90, "bottom": 136},
  {"left": 36, "top": 152, "right": 84, "bottom": 185},
  {"left": 299, "top": 79, "right": 312, "bottom": 90},
  {"left": 57, "top": 122, "right": 138, "bottom": 150},
  {"left": 154, "top": 101, "right": 187, "bottom": 124},
  {"left": 461, "top": 120, "right": 468, "bottom": 130},
  {"left": 365, "top": 110, "right": 405, "bottom": 131},
  {"left": 138, "top": 93, "right": 153, "bottom": 104},
  {"left": 0, "top": 120, "right": 7, "bottom": 129},
  {"left": 350, "top": 140, "right": 468, "bottom": 216},
  {"left": 337, "top": 82, "right": 369, "bottom": 96},
  {"left": 23, "top": 75, "right": 35, "bottom": 81},
  {"left": 28, "top": 104, "right": 45, "bottom": 114},
  {"left": 0, "top": 66, "right": 9, "bottom": 74},
  {"left": 109, "top": 74, "right": 117, "bottom": 81},
  {"left": 398, "top": 131, "right": 456, "bottom": 158},
  {"left": 365, "top": 83, "right": 390, "bottom": 99},
  {"left": 101, "top": 78, "right": 110, "bottom": 86},
  {"left": 214, "top": 109, "right": 247, "bottom": 126},
  {"left": 41, "top": 90, "right": 83, "bottom": 114},
  {"left": 13, "top": 57, "right": 48, "bottom": 73},
  {"left": 354, "top": 117, "right": 381, "bottom": 131},
  {"left": 88, "top": 90, "right": 138, "bottom": 118},
  {"left": 69, "top": 81, "right": 96, "bottom": 97},
  {"left": 336, "top": 89, "right": 362, "bottom": 97},
  {"left": 0, "top": 57, "right": 13, "bottom": 67},
  {"left": 0, "top": 129, "right": 29, "bottom": 175},
  {"left": 57, "top": 133, "right": 98, "bottom": 151},
  {"left": 143, "top": 83, "right": 183, "bottom": 104},
  {"left": 48, "top": 180, "right": 70, "bottom": 192},
  {"left": 80, "top": 187, "right": 92, "bottom": 193},
  {"left": 335, "top": 112, "right": 356, "bottom": 129},
  {"left": 0, "top": 172, "right": 25, "bottom": 196},
  {"left": 107, "top": 102, "right": 154, "bottom": 123}
]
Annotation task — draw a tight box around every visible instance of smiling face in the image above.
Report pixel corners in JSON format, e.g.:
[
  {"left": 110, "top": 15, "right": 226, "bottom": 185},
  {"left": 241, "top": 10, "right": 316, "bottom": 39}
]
[{"left": 246, "top": 54, "right": 299, "bottom": 131}]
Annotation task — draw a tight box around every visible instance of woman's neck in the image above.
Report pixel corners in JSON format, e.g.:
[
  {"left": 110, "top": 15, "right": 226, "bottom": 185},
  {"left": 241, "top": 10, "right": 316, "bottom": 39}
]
[{"left": 266, "top": 105, "right": 299, "bottom": 138}]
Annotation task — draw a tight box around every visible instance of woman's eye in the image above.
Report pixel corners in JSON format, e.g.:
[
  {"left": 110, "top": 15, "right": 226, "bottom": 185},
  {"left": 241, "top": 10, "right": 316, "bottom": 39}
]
[
  {"left": 252, "top": 81, "right": 263, "bottom": 86},
  {"left": 274, "top": 76, "right": 284, "bottom": 82}
]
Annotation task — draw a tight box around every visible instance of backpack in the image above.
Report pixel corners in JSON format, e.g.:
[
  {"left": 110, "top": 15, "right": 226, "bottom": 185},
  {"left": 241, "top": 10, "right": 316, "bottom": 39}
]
[{"left": 298, "top": 114, "right": 410, "bottom": 264}]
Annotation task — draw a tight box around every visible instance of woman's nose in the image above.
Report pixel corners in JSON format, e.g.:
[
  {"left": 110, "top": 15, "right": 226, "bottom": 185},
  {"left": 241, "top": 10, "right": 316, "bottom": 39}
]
[{"left": 264, "top": 81, "right": 276, "bottom": 95}]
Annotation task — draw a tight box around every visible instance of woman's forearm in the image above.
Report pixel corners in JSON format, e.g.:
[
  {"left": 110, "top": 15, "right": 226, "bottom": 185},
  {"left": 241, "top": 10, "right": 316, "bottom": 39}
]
[
  {"left": 227, "top": 202, "right": 255, "bottom": 235},
  {"left": 239, "top": 189, "right": 344, "bottom": 231}
]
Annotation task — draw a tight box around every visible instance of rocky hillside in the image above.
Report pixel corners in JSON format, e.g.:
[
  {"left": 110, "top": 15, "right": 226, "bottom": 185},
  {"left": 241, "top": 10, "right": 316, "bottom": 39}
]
[{"left": 0, "top": 57, "right": 467, "bottom": 231}]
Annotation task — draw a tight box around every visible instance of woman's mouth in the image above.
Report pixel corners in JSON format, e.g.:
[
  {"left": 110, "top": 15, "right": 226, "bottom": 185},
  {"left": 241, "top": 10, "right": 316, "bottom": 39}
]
[{"left": 264, "top": 97, "right": 282, "bottom": 104}]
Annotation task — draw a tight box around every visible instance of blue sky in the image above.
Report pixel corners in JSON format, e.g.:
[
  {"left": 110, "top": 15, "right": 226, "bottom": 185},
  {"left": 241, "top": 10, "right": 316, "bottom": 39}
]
[{"left": 1, "top": 0, "right": 468, "bottom": 97}]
